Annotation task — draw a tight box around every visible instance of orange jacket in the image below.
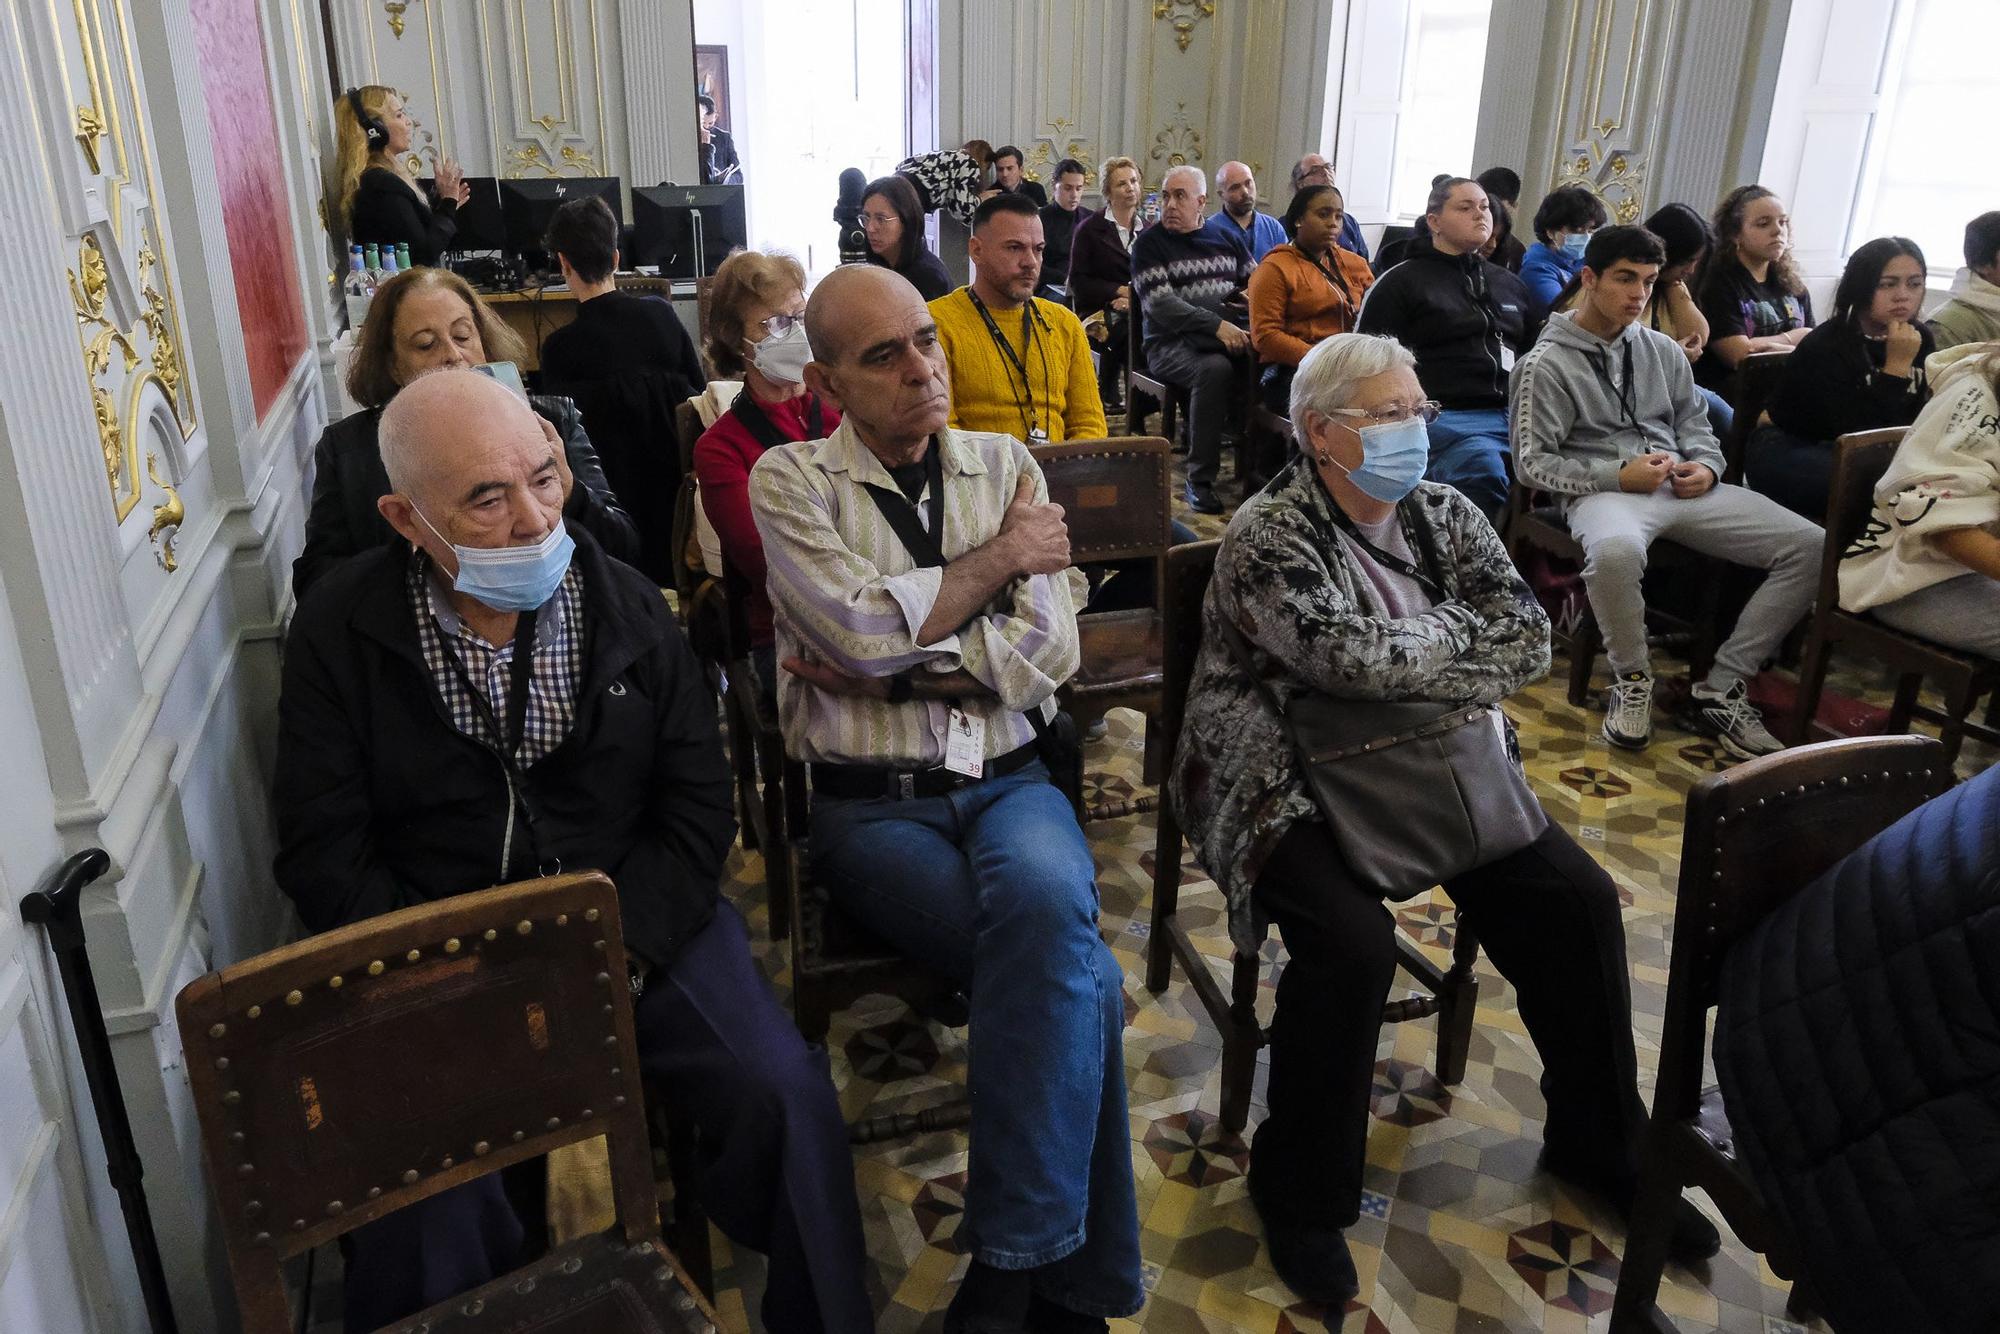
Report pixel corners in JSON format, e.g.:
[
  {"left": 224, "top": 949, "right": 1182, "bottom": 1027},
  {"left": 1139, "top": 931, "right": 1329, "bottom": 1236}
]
[{"left": 1247, "top": 242, "right": 1375, "bottom": 368}]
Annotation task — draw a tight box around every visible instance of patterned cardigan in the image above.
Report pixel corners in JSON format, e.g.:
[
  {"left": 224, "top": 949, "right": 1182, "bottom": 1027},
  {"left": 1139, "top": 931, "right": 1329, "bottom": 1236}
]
[{"left": 1168, "top": 461, "right": 1552, "bottom": 951}]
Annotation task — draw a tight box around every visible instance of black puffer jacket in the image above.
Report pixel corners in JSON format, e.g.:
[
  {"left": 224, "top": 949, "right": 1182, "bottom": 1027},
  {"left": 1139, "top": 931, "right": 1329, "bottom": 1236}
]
[
  {"left": 1712, "top": 765, "right": 2000, "bottom": 1330},
  {"left": 292, "top": 393, "right": 641, "bottom": 602},
  {"left": 273, "top": 529, "right": 735, "bottom": 969},
  {"left": 1356, "top": 236, "right": 1537, "bottom": 410}
]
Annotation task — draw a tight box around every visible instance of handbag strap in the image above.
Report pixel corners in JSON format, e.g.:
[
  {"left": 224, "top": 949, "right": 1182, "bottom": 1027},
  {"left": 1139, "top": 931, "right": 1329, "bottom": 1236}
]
[{"left": 1215, "top": 612, "right": 1289, "bottom": 721}]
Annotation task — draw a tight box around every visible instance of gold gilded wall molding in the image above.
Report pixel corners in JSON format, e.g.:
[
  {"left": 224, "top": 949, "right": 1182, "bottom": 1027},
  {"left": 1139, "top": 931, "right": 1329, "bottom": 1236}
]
[
  {"left": 75, "top": 104, "right": 105, "bottom": 173},
  {"left": 1545, "top": 0, "right": 1679, "bottom": 223},
  {"left": 1024, "top": 118, "right": 1094, "bottom": 186},
  {"left": 1154, "top": 0, "right": 1216, "bottom": 53},
  {"left": 385, "top": 0, "right": 411, "bottom": 39},
  {"left": 145, "top": 447, "right": 183, "bottom": 573},
  {"left": 68, "top": 234, "right": 186, "bottom": 524},
  {"left": 1149, "top": 102, "right": 1204, "bottom": 179}
]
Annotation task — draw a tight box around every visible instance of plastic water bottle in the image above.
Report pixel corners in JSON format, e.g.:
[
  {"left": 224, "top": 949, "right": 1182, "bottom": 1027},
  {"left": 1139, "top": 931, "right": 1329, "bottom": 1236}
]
[
  {"left": 363, "top": 244, "right": 382, "bottom": 281},
  {"left": 379, "top": 248, "right": 398, "bottom": 281},
  {"left": 396, "top": 242, "right": 413, "bottom": 271},
  {"left": 343, "top": 247, "right": 374, "bottom": 329}
]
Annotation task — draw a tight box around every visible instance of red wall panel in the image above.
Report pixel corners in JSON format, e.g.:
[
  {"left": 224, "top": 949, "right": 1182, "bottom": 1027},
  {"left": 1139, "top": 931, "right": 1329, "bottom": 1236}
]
[{"left": 189, "top": 0, "right": 308, "bottom": 422}]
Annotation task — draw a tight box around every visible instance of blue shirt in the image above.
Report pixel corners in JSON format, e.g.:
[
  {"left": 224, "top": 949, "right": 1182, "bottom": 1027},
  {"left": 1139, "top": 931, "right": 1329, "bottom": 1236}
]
[
  {"left": 1338, "top": 213, "right": 1370, "bottom": 262},
  {"left": 1519, "top": 241, "right": 1584, "bottom": 309},
  {"left": 1204, "top": 209, "right": 1287, "bottom": 263}
]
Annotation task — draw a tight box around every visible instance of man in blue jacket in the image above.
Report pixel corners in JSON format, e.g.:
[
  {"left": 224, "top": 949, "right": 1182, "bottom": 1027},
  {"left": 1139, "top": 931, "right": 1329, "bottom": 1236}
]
[{"left": 273, "top": 368, "right": 871, "bottom": 1334}]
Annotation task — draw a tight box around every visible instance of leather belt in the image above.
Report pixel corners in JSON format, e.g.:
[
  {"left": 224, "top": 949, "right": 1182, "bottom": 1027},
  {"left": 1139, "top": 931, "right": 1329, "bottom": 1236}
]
[{"left": 811, "top": 739, "right": 1041, "bottom": 801}]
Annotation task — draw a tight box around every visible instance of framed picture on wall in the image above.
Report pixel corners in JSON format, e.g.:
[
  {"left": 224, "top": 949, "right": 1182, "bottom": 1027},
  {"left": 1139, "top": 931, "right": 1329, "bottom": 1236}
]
[{"left": 694, "top": 45, "right": 730, "bottom": 128}]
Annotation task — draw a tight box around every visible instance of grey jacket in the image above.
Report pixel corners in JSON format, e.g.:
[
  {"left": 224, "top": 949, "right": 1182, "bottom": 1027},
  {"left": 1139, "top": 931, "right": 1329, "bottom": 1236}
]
[
  {"left": 1509, "top": 312, "right": 1725, "bottom": 500},
  {"left": 1168, "top": 460, "right": 1551, "bottom": 950}
]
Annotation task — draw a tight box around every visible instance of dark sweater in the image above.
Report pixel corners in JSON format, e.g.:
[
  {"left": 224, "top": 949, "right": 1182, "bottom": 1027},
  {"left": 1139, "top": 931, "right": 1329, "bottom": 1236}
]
[
  {"left": 349, "top": 166, "right": 459, "bottom": 267},
  {"left": 1767, "top": 318, "right": 1934, "bottom": 443},
  {"left": 1069, "top": 208, "right": 1137, "bottom": 317},
  {"left": 1356, "top": 239, "right": 1537, "bottom": 410},
  {"left": 1131, "top": 223, "right": 1252, "bottom": 348},
  {"left": 538, "top": 290, "right": 705, "bottom": 401},
  {"left": 868, "top": 244, "right": 955, "bottom": 302},
  {"left": 1038, "top": 202, "right": 1084, "bottom": 291}
]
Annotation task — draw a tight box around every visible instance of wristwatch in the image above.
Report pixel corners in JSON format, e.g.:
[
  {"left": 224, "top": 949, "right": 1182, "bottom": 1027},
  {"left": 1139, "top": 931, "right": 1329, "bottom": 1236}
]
[{"left": 886, "top": 673, "right": 914, "bottom": 704}]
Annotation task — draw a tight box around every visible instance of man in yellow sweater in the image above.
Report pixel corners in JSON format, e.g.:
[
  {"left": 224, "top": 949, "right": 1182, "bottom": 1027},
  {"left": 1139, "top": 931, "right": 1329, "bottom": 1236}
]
[{"left": 930, "top": 192, "right": 1106, "bottom": 444}]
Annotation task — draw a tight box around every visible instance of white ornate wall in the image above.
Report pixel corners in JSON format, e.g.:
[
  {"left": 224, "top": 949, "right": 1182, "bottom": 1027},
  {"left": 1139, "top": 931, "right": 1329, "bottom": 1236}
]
[{"left": 0, "top": 0, "right": 335, "bottom": 1327}]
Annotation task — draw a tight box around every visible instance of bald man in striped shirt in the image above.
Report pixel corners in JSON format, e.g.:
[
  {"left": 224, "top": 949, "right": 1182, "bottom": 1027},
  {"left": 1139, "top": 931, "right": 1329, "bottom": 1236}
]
[{"left": 750, "top": 264, "right": 1143, "bottom": 1331}]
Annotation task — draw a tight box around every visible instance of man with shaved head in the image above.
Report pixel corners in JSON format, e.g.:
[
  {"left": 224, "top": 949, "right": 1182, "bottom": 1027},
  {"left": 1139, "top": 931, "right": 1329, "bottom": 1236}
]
[
  {"left": 1204, "top": 160, "right": 1284, "bottom": 262},
  {"left": 752, "top": 265, "right": 1143, "bottom": 1331},
  {"left": 274, "top": 368, "right": 871, "bottom": 1334}
]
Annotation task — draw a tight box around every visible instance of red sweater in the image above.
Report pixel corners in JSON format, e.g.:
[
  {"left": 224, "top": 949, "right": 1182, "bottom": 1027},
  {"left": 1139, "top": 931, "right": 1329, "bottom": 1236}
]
[{"left": 692, "top": 392, "right": 840, "bottom": 649}]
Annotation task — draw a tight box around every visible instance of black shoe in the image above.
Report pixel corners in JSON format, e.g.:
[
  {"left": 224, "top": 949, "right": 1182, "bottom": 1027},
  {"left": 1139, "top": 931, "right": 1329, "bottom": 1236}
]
[
  {"left": 1542, "top": 1154, "right": 1723, "bottom": 1264},
  {"left": 1025, "top": 1293, "right": 1109, "bottom": 1334},
  {"left": 1263, "top": 1220, "right": 1360, "bottom": 1304},
  {"left": 943, "top": 1260, "right": 1032, "bottom": 1334},
  {"left": 1184, "top": 482, "right": 1223, "bottom": 514}
]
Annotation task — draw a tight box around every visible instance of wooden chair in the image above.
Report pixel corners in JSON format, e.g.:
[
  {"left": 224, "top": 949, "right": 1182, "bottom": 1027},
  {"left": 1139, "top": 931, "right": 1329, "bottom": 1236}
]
[
  {"left": 1609, "top": 734, "right": 1949, "bottom": 1333},
  {"left": 1144, "top": 539, "right": 1481, "bottom": 1132},
  {"left": 714, "top": 552, "right": 791, "bottom": 936},
  {"left": 1502, "top": 481, "right": 1720, "bottom": 706},
  {"left": 1717, "top": 350, "right": 1791, "bottom": 484},
  {"left": 1033, "top": 436, "right": 1171, "bottom": 789},
  {"left": 1788, "top": 428, "right": 2000, "bottom": 765},
  {"left": 176, "top": 874, "right": 718, "bottom": 1333},
  {"left": 1125, "top": 305, "right": 1183, "bottom": 448}
]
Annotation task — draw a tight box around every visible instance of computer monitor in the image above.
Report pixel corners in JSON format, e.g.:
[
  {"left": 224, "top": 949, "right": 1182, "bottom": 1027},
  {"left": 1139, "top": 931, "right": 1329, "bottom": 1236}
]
[
  {"left": 498, "top": 176, "right": 623, "bottom": 262},
  {"left": 420, "top": 176, "right": 507, "bottom": 252},
  {"left": 631, "top": 184, "right": 746, "bottom": 279}
]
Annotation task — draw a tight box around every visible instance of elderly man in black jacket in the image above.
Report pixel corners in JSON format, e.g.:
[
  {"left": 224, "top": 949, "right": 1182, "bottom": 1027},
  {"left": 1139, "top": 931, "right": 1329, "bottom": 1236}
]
[{"left": 273, "top": 368, "right": 871, "bottom": 1334}]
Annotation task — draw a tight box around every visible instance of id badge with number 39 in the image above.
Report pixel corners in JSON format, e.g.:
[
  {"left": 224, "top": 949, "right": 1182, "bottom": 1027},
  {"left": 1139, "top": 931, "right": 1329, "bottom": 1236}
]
[{"left": 944, "top": 708, "right": 985, "bottom": 778}]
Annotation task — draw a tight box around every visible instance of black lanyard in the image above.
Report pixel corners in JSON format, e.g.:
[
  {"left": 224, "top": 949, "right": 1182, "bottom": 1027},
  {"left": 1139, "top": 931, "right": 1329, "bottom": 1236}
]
[
  {"left": 857, "top": 439, "right": 946, "bottom": 567},
  {"left": 438, "top": 605, "right": 553, "bottom": 876},
  {"left": 1302, "top": 246, "right": 1351, "bottom": 303},
  {"left": 1311, "top": 470, "right": 1449, "bottom": 603},
  {"left": 966, "top": 289, "right": 1050, "bottom": 443},
  {"left": 1591, "top": 340, "right": 1639, "bottom": 428},
  {"left": 730, "top": 389, "right": 825, "bottom": 450}
]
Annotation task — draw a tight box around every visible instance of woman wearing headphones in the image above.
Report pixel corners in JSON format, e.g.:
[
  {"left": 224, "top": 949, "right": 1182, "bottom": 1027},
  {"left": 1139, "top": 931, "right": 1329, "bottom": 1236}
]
[{"left": 335, "top": 85, "right": 470, "bottom": 267}]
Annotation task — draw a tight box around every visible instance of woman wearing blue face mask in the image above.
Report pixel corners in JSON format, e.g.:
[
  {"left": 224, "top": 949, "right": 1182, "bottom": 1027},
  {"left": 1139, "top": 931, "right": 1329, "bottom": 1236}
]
[
  {"left": 694, "top": 251, "right": 841, "bottom": 698},
  {"left": 1518, "top": 185, "right": 1610, "bottom": 311},
  {"left": 1169, "top": 332, "right": 1721, "bottom": 1303}
]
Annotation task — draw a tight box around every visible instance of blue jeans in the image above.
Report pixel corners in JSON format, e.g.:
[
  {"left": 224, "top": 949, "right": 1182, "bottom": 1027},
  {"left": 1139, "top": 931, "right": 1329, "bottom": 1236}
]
[
  {"left": 1428, "top": 407, "right": 1512, "bottom": 519},
  {"left": 809, "top": 761, "right": 1144, "bottom": 1317},
  {"left": 1697, "top": 385, "right": 1735, "bottom": 438}
]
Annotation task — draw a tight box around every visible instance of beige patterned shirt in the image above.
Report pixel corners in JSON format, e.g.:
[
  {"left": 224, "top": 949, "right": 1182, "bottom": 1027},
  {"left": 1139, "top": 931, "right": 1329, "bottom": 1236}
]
[{"left": 749, "top": 421, "right": 1083, "bottom": 766}]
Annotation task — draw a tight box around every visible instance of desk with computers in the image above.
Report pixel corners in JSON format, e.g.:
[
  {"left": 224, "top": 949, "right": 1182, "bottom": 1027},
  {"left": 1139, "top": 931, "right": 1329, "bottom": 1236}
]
[{"left": 425, "top": 177, "right": 745, "bottom": 372}]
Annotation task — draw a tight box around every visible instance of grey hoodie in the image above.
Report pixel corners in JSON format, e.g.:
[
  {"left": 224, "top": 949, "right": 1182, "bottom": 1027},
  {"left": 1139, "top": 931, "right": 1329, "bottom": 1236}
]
[{"left": 1509, "top": 312, "right": 1725, "bottom": 500}]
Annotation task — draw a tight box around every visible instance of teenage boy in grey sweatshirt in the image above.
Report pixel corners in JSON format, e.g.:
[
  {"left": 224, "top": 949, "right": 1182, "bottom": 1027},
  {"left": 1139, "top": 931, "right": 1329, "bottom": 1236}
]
[{"left": 1509, "top": 225, "right": 1822, "bottom": 758}]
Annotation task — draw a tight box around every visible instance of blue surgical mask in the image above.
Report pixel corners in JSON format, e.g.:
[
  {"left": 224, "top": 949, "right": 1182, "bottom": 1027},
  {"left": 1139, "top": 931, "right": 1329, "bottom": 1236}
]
[
  {"left": 1329, "top": 416, "right": 1430, "bottom": 503},
  {"left": 1561, "top": 231, "right": 1591, "bottom": 259},
  {"left": 419, "top": 511, "right": 575, "bottom": 612}
]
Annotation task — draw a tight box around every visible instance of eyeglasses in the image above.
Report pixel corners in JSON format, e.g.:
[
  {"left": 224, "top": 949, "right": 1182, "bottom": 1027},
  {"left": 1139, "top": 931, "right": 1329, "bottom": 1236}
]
[
  {"left": 758, "top": 311, "right": 804, "bottom": 337},
  {"left": 1326, "top": 400, "right": 1442, "bottom": 426},
  {"left": 859, "top": 211, "right": 898, "bottom": 228}
]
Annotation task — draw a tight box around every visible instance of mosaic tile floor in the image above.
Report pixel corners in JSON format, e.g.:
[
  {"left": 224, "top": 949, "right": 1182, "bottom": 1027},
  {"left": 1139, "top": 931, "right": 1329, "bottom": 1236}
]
[{"left": 303, "top": 433, "right": 1988, "bottom": 1334}]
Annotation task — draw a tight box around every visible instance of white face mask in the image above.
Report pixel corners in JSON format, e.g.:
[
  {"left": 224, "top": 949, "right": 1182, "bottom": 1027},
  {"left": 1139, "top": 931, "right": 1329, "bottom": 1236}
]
[{"left": 748, "top": 322, "right": 812, "bottom": 384}]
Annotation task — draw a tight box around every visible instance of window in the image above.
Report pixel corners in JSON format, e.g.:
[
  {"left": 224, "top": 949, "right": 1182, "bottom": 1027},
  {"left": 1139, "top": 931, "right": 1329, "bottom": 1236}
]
[
  {"left": 1849, "top": 0, "right": 2000, "bottom": 273},
  {"left": 1763, "top": 0, "right": 1999, "bottom": 278},
  {"left": 1327, "top": 0, "right": 1493, "bottom": 228}
]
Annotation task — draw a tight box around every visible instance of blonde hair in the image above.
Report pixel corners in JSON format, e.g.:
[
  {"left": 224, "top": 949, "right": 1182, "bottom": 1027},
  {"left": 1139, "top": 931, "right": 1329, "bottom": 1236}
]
[
  {"left": 705, "top": 250, "right": 807, "bottom": 377},
  {"left": 345, "top": 268, "right": 527, "bottom": 409},
  {"left": 1100, "top": 156, "right": 1139, "bottom": 192},
  {"left": 334, "top": 85, "right": 400, "bottom": 227}
]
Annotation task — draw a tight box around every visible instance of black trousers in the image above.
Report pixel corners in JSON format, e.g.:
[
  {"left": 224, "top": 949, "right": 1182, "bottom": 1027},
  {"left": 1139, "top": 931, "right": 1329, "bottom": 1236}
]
[{"left": 1248, "top": 815, "right": 1648, "bottom": 1229}]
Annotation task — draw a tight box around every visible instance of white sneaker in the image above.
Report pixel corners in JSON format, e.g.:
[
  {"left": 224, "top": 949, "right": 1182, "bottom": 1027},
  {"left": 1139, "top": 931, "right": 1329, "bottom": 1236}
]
[
  {"left": 1602, "top": 672, "right": 1654, "bottom": 750},
  {"left": 1685, "top": 680, "right": 1785, "bottom": 759}
]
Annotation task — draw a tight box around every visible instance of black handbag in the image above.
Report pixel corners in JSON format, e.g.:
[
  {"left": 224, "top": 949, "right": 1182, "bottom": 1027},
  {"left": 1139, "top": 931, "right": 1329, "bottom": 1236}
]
[{"left": 1214, "top": 491, "right": 1547, "bottom": 898}]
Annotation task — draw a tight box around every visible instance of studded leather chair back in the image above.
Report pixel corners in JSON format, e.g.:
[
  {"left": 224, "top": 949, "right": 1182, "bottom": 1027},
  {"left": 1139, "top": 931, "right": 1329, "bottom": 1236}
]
[{"left": 177, "top": 874, "right": 661, "bottom": 1331}]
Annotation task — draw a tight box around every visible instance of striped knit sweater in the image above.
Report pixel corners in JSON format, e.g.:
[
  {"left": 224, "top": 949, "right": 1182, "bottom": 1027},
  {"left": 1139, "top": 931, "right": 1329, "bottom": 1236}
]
[{"left": 1131, "top": 223, "right": 1252, "bottom": 348}]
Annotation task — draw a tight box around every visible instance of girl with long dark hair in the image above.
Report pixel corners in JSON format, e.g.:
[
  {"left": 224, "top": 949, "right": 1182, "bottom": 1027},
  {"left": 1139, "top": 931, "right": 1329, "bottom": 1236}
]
[{"left": 1694, "top": 185, "right": 1814, "bottom": 394}]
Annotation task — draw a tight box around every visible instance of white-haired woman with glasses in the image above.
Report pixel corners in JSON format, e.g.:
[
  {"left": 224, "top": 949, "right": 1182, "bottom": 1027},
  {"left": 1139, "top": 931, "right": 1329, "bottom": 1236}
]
[{"left": 1169, "top": 332, "right": 1720, "bottom": 1302}]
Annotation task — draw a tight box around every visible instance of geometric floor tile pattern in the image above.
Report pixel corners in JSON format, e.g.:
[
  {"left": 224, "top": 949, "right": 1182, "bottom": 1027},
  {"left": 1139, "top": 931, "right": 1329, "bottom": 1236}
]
[{"left": 303, "top": 446, "right": 1991, "bottom": 1333}]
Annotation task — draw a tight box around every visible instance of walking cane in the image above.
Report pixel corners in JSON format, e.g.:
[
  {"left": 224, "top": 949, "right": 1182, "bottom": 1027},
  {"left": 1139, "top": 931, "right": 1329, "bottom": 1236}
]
[{"left": 20, "top": 847, "right": 182, "bottom": 1334}]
